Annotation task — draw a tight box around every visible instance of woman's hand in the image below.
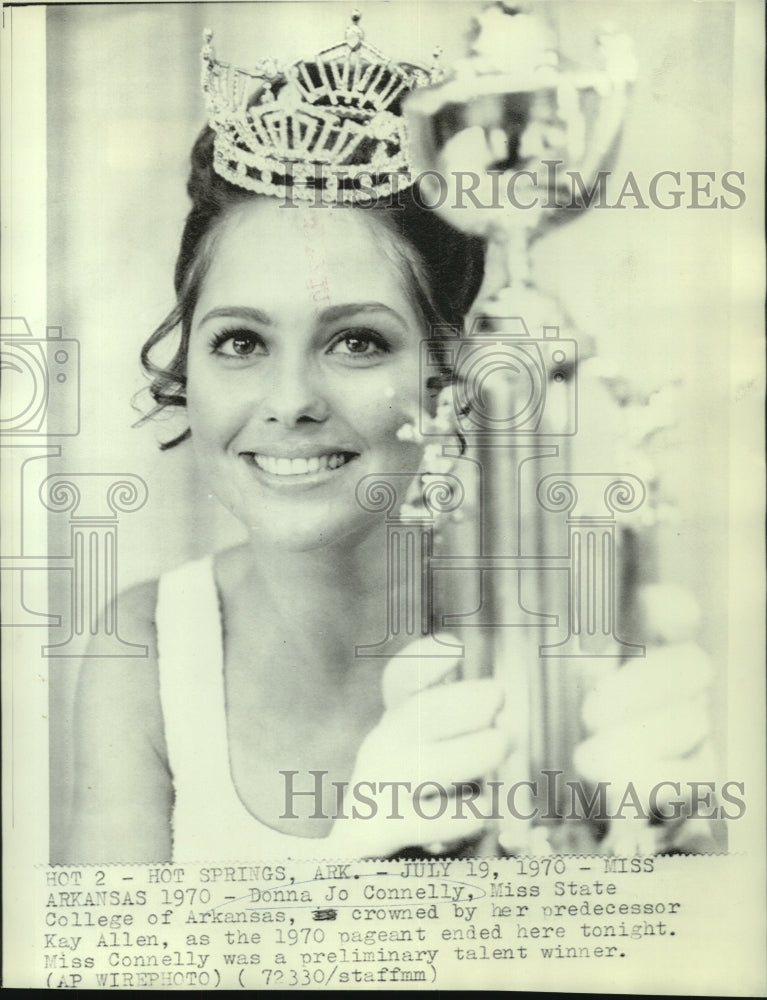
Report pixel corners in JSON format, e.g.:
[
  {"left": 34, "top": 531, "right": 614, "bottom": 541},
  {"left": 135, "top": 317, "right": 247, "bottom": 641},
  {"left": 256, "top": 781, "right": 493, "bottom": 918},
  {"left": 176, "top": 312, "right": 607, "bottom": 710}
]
[
  {"left": 573, "top": 583, "right": 718, "bottom": 853},
  {"left": 325, "top": 638, "right": 511, "bottom": 858}
]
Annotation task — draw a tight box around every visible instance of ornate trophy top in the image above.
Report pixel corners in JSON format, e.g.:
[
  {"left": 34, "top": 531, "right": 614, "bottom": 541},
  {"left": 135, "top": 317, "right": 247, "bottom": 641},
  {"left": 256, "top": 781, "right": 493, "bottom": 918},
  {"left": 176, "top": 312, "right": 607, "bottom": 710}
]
[{"left": 403, "top": 1, "right": 637, "bottom": 299}]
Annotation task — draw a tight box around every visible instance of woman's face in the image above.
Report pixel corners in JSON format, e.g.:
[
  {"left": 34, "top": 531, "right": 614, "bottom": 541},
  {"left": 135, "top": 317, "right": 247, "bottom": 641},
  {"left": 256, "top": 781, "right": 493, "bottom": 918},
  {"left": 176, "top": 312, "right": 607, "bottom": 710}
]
[{"left": 186, "top": 198, "right": 429, "bottom": 551}]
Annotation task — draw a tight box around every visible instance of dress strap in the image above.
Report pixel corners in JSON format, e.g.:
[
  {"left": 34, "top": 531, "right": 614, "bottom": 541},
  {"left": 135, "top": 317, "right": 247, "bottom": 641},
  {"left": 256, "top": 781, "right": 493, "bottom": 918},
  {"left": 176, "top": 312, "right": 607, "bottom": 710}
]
[{"left": 155, "top": 554, "right": 326, "bottom": 860}]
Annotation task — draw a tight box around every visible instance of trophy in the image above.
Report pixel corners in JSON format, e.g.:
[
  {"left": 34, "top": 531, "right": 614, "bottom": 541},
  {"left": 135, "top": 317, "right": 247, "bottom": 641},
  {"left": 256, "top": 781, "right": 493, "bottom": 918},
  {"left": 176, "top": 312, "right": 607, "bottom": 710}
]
[
  {"left": 404, "top": 1, "right": 637, "bottom": 308},
  {"left": 400, "top": 2, "right": 665, "bottom": 855}
]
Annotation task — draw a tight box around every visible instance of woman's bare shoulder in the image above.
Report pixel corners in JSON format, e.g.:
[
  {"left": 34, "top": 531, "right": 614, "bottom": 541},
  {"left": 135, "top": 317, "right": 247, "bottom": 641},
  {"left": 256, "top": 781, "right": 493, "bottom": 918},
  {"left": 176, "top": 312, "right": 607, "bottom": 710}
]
[
  {"left": 75, "top": 578, "right": 163, "bottom": 755},
  {"left": 118, "top": 576, "right": 159, "bottom": 624},
  {"left": 66, "top": 577, "right": 173, "bottom": 863},
  {"left": 80, "top": 578, "right": 158, "bottom": 667},
  {"left": 66, "top": 551, "right": 239, "bottom": 864}
]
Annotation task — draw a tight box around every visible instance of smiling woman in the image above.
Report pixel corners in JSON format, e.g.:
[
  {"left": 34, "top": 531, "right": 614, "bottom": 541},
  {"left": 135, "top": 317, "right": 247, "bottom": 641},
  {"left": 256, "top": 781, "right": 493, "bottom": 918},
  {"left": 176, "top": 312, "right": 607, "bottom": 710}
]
[
  {"left": 183, "top": 199, "right": 436, "bottom": 550},
  {"left": 63, "top": 52, "right": 494, "bottom": 861},
  {"left": 59, "top": 5, "right": 727, "bottom": 866}
]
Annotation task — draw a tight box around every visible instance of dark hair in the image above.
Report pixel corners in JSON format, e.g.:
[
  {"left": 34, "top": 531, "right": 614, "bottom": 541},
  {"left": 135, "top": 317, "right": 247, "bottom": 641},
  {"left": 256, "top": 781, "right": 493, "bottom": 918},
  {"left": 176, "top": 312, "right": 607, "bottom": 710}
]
[{"left": 140, "top": 126, "right": 486, "bottom": 448}]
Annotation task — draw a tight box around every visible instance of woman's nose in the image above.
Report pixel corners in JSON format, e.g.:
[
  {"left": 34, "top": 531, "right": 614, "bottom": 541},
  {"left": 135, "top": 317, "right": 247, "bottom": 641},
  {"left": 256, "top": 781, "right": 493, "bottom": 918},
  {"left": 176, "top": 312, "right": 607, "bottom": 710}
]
[{"left": 259, "top": 355, "right": 329, "bottom": 427}]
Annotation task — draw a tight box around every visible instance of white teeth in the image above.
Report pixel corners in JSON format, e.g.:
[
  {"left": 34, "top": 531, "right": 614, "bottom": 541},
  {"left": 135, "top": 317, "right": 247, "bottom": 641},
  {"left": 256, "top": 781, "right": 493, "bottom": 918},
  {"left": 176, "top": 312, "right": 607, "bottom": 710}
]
[{"left": 253, "top": 453, "right": 351, "bottom": 476}]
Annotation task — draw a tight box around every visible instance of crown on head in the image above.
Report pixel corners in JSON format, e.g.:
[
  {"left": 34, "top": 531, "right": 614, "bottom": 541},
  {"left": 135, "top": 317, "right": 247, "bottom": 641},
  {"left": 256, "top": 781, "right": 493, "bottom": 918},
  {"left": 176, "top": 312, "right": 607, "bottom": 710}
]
[{"left": 201, "top": 11, "right": 442, "bottom": 204}]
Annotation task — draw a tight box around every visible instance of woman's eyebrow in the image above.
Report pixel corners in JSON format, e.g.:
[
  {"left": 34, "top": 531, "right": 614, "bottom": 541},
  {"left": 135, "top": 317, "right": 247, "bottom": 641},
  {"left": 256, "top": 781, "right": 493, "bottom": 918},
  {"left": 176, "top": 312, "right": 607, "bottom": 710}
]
[
  {"left": 196, "top": 303, "right": 408, "bottom": 328},
  {"left": 197, "top": 305, "right": 273, "bottom": 326},
  {"left": 319, "top": 302, "right": 408, "bottom": 326}
]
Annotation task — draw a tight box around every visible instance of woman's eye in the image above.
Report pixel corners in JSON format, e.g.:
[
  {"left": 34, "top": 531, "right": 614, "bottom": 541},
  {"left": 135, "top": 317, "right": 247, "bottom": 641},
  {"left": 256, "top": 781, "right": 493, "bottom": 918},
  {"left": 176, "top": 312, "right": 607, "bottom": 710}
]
[
  {"left": 210, "top": 330, "right": 264, "bottom": 358},
  {"left": 329, "top": 330, "right": 388, "bottom": 360}
]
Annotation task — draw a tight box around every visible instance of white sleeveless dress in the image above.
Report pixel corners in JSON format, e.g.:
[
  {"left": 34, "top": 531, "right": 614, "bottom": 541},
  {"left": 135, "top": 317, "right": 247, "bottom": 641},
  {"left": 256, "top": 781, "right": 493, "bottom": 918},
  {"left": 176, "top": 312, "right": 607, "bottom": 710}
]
[{"left": 155, "top": 556, "right": 330, "bottom": 861}]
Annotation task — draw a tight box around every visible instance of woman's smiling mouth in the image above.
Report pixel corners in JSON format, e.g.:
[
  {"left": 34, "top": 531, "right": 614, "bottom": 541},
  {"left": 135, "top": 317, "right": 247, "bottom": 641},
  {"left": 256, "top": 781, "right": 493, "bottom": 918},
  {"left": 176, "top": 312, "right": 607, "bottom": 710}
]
[{"left": 242, "top": 451, "right": 359, "bottom": 479}]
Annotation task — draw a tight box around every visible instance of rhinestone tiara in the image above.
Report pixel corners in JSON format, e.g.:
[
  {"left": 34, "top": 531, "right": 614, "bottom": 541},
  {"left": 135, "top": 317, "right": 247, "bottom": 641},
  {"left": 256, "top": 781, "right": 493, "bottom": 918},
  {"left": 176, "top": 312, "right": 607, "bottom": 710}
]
[{"left": 200, "top": 10, "right": 442, "bottom": 204}]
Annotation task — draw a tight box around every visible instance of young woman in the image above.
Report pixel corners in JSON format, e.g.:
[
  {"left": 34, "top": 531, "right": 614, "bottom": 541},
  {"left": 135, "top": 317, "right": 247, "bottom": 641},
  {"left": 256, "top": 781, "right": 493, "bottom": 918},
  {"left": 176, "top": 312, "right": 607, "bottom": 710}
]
[{"left": 63, "top": 36, "right": 716, "bottom": 864}]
